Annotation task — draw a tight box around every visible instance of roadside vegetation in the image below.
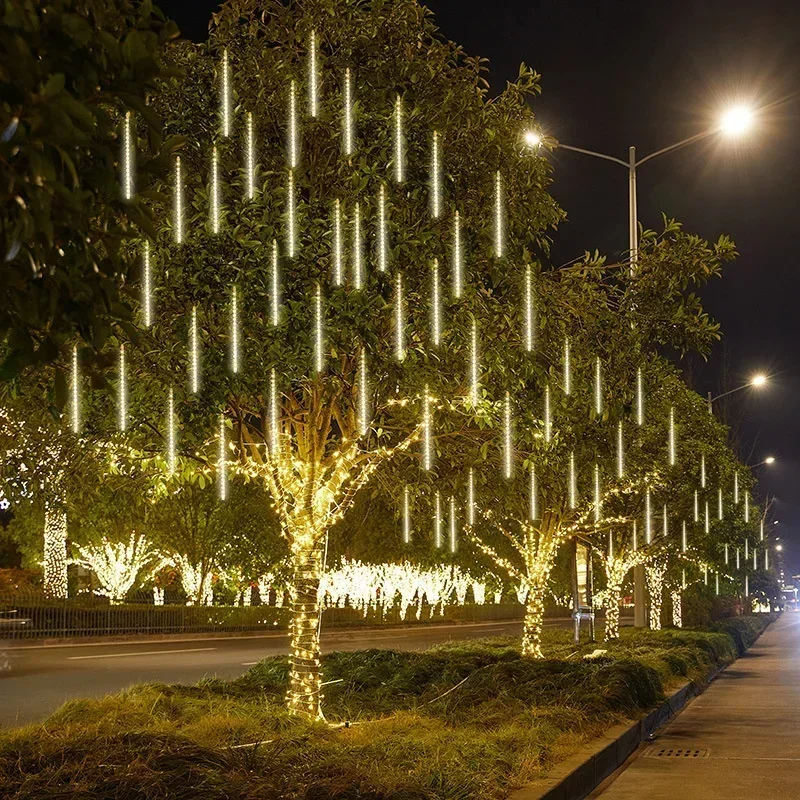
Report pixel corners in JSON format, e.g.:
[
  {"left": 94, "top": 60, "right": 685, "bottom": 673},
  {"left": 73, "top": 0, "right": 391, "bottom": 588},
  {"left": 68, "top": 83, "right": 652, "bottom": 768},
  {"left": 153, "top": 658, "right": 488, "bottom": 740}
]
[{"left": 0, "top": 615, "right": 772, "bottom": 800}]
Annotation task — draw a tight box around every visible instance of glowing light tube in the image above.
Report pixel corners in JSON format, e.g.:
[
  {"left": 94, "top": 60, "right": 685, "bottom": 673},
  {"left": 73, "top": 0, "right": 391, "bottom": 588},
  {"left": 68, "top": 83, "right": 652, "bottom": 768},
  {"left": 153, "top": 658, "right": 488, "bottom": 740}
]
[
  {"left": 167, "top": 387, "right": 176, "bottom": 474},
  {"left": 681, "top": 520, "right": 687, "bottom": 553},
  {"left": 718, "top": 487, "right": 724, "bottom": 520},
  {"left": 594, "top": 357, "right": 602, "bottom": 416},
  {"left": 70, "top": 345, "right": 80, "bottom": 434},
  {"left": 449, "top": 496, "right": 457, "bottom": 554},
  {"left": 668, "top": 407, "right": 676, "bottom": 465},
  {"left": 694, "top": 490, "right": 699, "bottom": 522},
  {"left": 760, "top": 518, "right": 764, "bottom": 541},
  {"left": 736, "top": 548, "right": 740, "bottom": 569},
  {"left": 210, "top": 146, "right": 220, "bottom": 234},
  {"left": 358, "top": 348, "right": 369, "bottom": 437},
  {"left": 715, "top": 572, "right": 720, "bottom": 595},
  {"left": 543, "top": 384, "right": 552, "bottom": 443},
  {"left": 494, "top": 171, "right": 504, "bottom": 258},
  {"left": 288, "top": 80, "right": 299, "bottom": 169},
  {"left": 593, "top": 464, "right": 601, "bottom": 523},
  {"left": 332, "top": 200, "right": 343, "bottom": 285},
  {"left": 430, "top": 131, "right": 441, "bottom": 218},
  {"left": 745, "top": 538, "right": 749, "bottom": 559},
  {"left": 734, "top": 471, "right": 739, "bottom": 504},
  {"left": 230, "top": 286, "right": 240, "bottom": 374},
  {"left": 394, "top": 95, "right": 404, "bottom": 182},
  {"left": 269, "top": 368, "right": 279, "bottom": 455},
  {"left": 568, "top": 451, "right": 577, "bottom": 509},
  {"left": 662, "top": 503, "right": 668, "bottom": 537},
  {"left": 636, "top": 367, "right": 644, "bottom": 426},
  {"left": 430, "top": 259, "right": 441, "bottom": 346},
  {"left": 395, "top": 272, "right": 405, "bottom": 361},
  {"left": 218, "top": 413, "right": 227, "bottom": 501},
  {"left": 744, "top": 492, "right": 750, "bottom": 522},
  {"left": 529, "top": 466, "right": 538, "bottom": 521},
  {"left": 608, "top": 531, "right": 614, "bottom": 559},
  {"left": 313, "top": 284, "right": 324, "bottom": 374},
  {"left": 189, "top": 305, "right": 200, "bottom": 394},
  {"left": 118, "top": 344, "right": 127, "bottom": 431},
  {"left": 645, "top": 489, "right": 652, "bottom": 544},
  {"left": 563, "top": 337, "right": 571, "bottom": 395},
  {"left": 725, "top": 543, "right": 729, "bottom": 564},
  {"left": 121, "top": 111, "right": 135, "bottom": 200},
  {"left": 705, "top": 502, "right": 710, "bottom": 534},
  {"left": 343, "top": 68, "right": 354, "bottom": 156},
  {"left": 453, "top": 212, "right": 463, "bottom": 298},
  {"left": 422, "top": 387, "right": 433, "bottom": 470},
  {"left": 220, "top": 48, "right": 231, "bottom": 138},
  {"left": 352, "top": 201, "right": 363, "bottom": 289},
  {"left": 503, "top": 392, "right": 513, "bottom": 479},
  {"left": 377, "top": 184, "right": 388, "bottom": 273},
  {"left": 617, "top": 421, "right": 624, "bottom": 478},
  {"left": 142, "top": 240, "right": 152, "bottom": 328},
  {"left": 403, "top": 486, "right": 411, "bottom": 544},
  {"left": 174, "top": 156, "right": 184, "bottom": 244},
  {"left": 286, "top": 170, "right": 296, "bottom": 259},
  {"left": 469, "top": 319, "right": 479, "bottom": 405},
  {"left": 309, "top": 31, "right": 318, "bottom": 118},
  {"left": 524, "top": 264, "right": 535, "bottom": 352},
  {"left": 245, "top": 111, "right": 255, "bottom": 200},
  {"left": 700, "top": 454, "right": 706, "bottom": 488},
  {"left": 434, "top": 491, "right": 442, "bottom": 549},
  {"left": 467, "top": 468, "right": 476, "bottom": 526},
  {"left": 271, "top": 240, "right": 280, "bottom": 326}
]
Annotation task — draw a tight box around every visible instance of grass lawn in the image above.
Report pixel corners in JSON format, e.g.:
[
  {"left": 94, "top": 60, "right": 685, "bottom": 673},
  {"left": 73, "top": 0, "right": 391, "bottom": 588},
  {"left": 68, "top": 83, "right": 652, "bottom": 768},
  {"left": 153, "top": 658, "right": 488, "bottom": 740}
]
[{"left": 0, "top": 615, "right": 772, "bottom": 799}]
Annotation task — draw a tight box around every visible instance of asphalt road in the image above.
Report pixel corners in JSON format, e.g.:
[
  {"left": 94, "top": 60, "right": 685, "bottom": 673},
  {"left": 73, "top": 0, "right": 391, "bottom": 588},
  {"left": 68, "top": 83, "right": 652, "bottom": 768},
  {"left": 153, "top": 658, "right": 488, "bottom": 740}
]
[{"left": 0, "top": 619, "right": 530, "bottom": 728}]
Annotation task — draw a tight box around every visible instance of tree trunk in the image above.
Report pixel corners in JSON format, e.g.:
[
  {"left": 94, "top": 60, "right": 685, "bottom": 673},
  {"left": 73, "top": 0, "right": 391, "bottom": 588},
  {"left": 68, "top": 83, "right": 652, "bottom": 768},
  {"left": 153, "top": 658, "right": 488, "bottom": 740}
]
[
  {"left": 646, "top": 565, "right": 664, "bottom": 631},
  {"left": 671, "top": 590, "right": 682, "bottom": 628},
  {"left": 43, "top": 495, "right": 68, "bottom": 599},
  {"left": 604, "top": 581, "right": 622, "bottom": 641},
  {"left": 521, "top": 587, "right": 545, "bottom": 658},
  {"left": 287, "top": 535, "right": 326, "bottom": 720}
]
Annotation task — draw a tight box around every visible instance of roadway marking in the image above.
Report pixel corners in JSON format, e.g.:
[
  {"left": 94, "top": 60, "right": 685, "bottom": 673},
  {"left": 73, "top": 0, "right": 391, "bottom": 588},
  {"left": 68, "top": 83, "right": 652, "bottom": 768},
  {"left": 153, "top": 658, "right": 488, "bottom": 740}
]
[{"left": 68, "top": 647, "right": 217, "bottom": 661}]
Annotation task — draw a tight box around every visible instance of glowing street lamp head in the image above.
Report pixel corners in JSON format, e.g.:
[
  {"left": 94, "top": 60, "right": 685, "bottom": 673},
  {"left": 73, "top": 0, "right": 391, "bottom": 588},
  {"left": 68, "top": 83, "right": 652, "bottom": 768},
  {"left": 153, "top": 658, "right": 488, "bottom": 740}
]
[
  {"left": 765, "top": 456, "right": 776, "bottom": 465},
  {"left": 720, "top": 105, "right": 754, "bottom": 136},
  {"left": 523, "top": 130, "right": 542, "bottom": 148},
  {"left": 751, "top": 373, "right": 768, "bottom": 387}
]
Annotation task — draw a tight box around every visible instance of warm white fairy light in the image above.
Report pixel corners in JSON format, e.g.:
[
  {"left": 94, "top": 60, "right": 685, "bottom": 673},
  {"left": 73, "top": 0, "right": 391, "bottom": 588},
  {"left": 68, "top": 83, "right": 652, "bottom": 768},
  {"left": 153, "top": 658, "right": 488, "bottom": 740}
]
[
  {"left": 503, "top": 391, "right": 513, "bottom": 479},
  {"left": 524, "top": 264, "right": 535, "bottom": 352},
  {"left": 121, "top": 111, "right": 134, "bottom": 200},
  {"left": 594, "top": 357, "right": 602, "bottom": 416},
  {"left": 431, "top": 259, "right": 441, "bottom": 346},
  {"left": 174, "top": 156, "right": 184, "bottom": 244},
  {"left": 167, "top": 387, "right": 176, "bottom": 474},
  {"left": 529, "top": 466, "right": 538, "bottom": 521},
  {"left": 288, "top": 80, "right": 299, "bottom": 169},
  {"left": 431, "top": 131, "right": 441, "bottom": 217},
  {"left": 210, "top": 145, "right": 220, "bottom": 234},
  {"left": 189, "top": 305, "right": 200, "bottom": 394},
  {"left": 403, "top": 486, "right": 411, "bottom": 544},
  {"left": 636, "top": 367, "right": 644, "bottom": 426},
  {"left": 218, "top": 413, "right": 227, "bottom": 501},
  {"left": 705, "top": 502, "right": 710, "bottom": 534},
  {"left": 593, "top": 464, "right": 601, "bottom": 523},
  {"left": 269, "top": 368, "right": 279, "bottom": 455},
  {"left": 270, "top": 240, "right": 280, "bottom": 326},
  {"left": 220, "top": 48, "right": 231, "bottom": 138},
  {"left": 313, "top": 284, "right": 324, "bottom": 375},
  {"left": 734, "top": 471, "right": 740, "bottom": 504},
  {"left": 617, "top": 421, "right": 624, "bottom": 478},
  {"left": 357, "top": 348, "right": 369, "bottom": 437},
  {"left": 694, "top": 490, "right": 699, "bottom": 522},
  {"left": 494, "top": 171, "right": 504, "bottom": 258},
  {"left": 308, "top": 30, "right": 318, "bottom": 117},
  {"left": 343, "top": 68, "right": 354, "bottom": 156},
  {"left": 286, "top": 170, "right": 296, "bottom": 258},
  {"left": 230, "top": 286, "right": 240, "bottom": 374},
  {"left": 668, "top": 407, "right": 676, "bottom": 465},
  {"left": 718, "top": 487, "right": 724, "bottom": 520},
  {"left": 449, "top": 496, "right": 457, "bottom": 554},
  {"left": 681, "top": 520, "right": 687, "bottom": 552},
  {"left": 469, "top": 319, "right": 479, "bottom": 405},
  {"left": 568, "top": 451, "right": 577, "bottom": 509},
  {"left": 332, "top": 199, "right": 343, "bottom": 285},
  {"left": 467, "top": 468, "right": 476, "bottom": 526},
  {"left": 70, "top": 345, "right": 80, "bottom": 434},
  {"left": 245, "top": 111, "right": 256, "bottom": 200},
  {"left": 433, "top": 491, "right": 443, "bottom": 548},
  {"left": 377, "top": 184, "right": 388, "bottom": 273},
  {"left": 352, "top": 201, "right": 363, "bottom": 289},
  {"left": 662, "top": 503, "right": 668, "bottom": 537},
  {"left": 117, "top": 344, "right": 127, "bottom": 431},
  {"left": 394, "top": 272, "right": 405, "bottom": 361},
  {"left": 700, "top": 454, "right": 707, "bottom": 488},
  {"left": 450, "top": 211, "right": 464, "bottom": 299},
  {"left": 744, "top": 492, "right": 750, "bottom": 522},
  {"left": 422, "top": 385, "right": 433, "bottom": 471},
  {"left": 544, "top": 384, "right": 552, "bottom": 443},
  {"left": 394, "top": 95, "right": 404, "bottom": 182},
  {"left": 142, "top": 240, "right": 152, "bottom": 328}
]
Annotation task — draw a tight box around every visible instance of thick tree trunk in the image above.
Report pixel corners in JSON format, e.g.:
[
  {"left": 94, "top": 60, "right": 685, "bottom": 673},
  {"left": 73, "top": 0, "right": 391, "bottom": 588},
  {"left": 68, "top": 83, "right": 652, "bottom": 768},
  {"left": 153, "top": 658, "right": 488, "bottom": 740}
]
[
  {"left": 604, "top": 582, "right": 622, "bottom": 641},
  {"left": 646, "top": 565, "right": 664, "bottom": 631},
  {"left": 671, "top": 590, "right": 682, "bottom": 628},
  {"left": 521, "top": 587, "right": 545, "bottom": 658},
  {"left": 43, "top": 496, "right": 68, "bottom": 599},
  {"left": 287, "top": 536, "right": 326, "bottom": 720}
]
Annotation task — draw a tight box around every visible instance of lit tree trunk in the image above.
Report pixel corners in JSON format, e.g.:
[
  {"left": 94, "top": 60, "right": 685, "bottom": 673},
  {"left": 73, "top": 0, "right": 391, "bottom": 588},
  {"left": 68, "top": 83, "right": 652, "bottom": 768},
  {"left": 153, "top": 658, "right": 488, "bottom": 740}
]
[
  {"left": 671, "top": 590, "right": 682, "bottom": 628},
  {"left": 605, "top": 579, "right": 622, "bottom": 641},
  {"left": 646, "top": 563, "right": 665, "bottom": 631},
  {"left": 43, "top": 490, "right": 68, "bottom": 599},
  {"left": 521, "top": 580, "right": 546, "bottom": 658}
]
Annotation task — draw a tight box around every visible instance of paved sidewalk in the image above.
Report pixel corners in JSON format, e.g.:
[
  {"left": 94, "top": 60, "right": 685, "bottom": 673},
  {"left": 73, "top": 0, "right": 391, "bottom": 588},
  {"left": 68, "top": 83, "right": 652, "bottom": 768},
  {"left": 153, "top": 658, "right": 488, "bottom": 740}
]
[{"left": 593, "top": 613, "right": 800, "bottom": 799}]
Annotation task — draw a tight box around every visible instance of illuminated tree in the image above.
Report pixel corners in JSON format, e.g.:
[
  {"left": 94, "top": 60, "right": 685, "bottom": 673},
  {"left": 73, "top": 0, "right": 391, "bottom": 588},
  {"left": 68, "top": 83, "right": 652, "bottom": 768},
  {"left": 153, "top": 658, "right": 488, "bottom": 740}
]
[{"left": 592, "top": 531, "right": 645, "bottom": 641}]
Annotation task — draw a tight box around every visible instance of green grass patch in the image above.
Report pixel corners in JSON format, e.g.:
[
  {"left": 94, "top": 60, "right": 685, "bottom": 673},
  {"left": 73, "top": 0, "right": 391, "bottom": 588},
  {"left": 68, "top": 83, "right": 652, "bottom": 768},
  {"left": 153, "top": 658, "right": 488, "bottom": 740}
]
[{"left": 0, "top": 615, "right": 774, "bottom": 799}]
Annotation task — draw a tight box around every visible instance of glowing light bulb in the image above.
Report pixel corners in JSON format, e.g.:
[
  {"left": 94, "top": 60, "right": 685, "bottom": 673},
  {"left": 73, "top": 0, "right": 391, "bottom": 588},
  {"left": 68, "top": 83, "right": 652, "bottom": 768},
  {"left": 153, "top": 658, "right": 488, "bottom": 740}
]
[
  {"left": 645, "top": 488, "right": 652, "bottom": 544},
  {"left": 142, "top": 240, "right": 152, "bottom": 328},
  {"left": 467, "top": 468, "right": 476, "bottom": 526},
  {"left": 430, "top": 131, "right": 441, "bottom": 218},
  {"left": 352, "top": 201, "right": 363, "bottom": 289},
  {"left": 188, "top": 305, "right": 200, "bottom": 394},
  {"left": 218, "top": 413, "right": 227, "bottom": 501},
  {"left": 430, "top": 258, "right": 441, "bottom": 346},
  {"left": 210, "top": 145, "right": 220, "bottom": 234},
  {"left": 286, "top": 170, "right": 296, "bottom": 259},
  {"left": 332, "top": 199, "right": 344, "bottom": 285},
  {"left": 394, "top": 95, "right": 404, "bottom": 182},
  {"left": 174, "top": 156, "right": 184, "bottom": 244},
  {"left": 403, "top": 486, "right": 411, "bottom": 544},
  {"left": 288, "top": 80, "right": 299, "bottom": 169},
  {"left": 681, "top": 520, "right": 687, "bottom": 553},
  {"left": 594, "top": 357, "right": 602, "bottom": 416},
  {"left": 543, "top": 384, "right": 552, "bottom": 443},
  {"left": 313, "top": 284, "right": 324, "bottom": 375},
  {"left": 663, "top": 503, "right": 668, "bottom": 537},
  {"left": 395, "top": 272, "right": 405, "bottom": 361},
  {"left": 245, "top": 111, "right": 256, "bottom": 200},
  {"left": 700, "top": 454, "right": 706, "bottom": 488},
  {"left": 269, "top": 368, "right": 279, "bottom": 455},
  {"left": 636, "top": 367, "right": 644, "bottom": 426},
  {"left": 167, "top": 387, "right": 176, "bottom": 474},
  {"left": 563, "top": 337, "right": 571, "bottom": 395},
  {"left": 449, "top": 496, "right": 457, "bottom": 554},
  {"left": 377, "top": 184, "right": 388, "bottom": 273},
  {"left": 357, "top": 348, "right": 369, "bottom": 437},
  {"left": 343, "top": 68, "right": 354, "bottom": 156},
  {"left": 469, "top": 319, "right": 479, "bottom": 405},
  {"left": 503, "top": 391, "right": 513, "bottom": 479},
  {"left": 529, "top": 466, "right": 538, "bottom": 521},
  {"left": 694, "top": 490, "right": 699, "bottom": 522},
  {"left": 494, "top": 171, "right": 504, "bottom": 258},
  {"left": 718, "top": 487, "right": 724, "bottom": 520},
  {"left": 593, "top": 464, "right": 601, "bottom": 523},
  {"left": 230, "top": 286, "right": 240, "bottom": 374},
  {"left": 524, "top": 264, "right": 535, "bottom": 352},
  {"left": 568, "top": 451, "right": 577, "bottom": 510},
  {"left": 434, "top": 490, "right": 442, "bottom": 549},
  {"left": 422, "top": 386, "right": 433, "bottom": 471},
  {"left": 121, "top": 111, "right": 134, "bottom": 200},
  {"left": 308, "top": 31, "right": 318, "bottom": 117},
  {"left": 617, "top": 421, "right": 624, "bottom": 478},
  {"left": 452, "top": 211, "right": 463, "bottom": 298},
  {"left": 118, "top": 344, "right": 127, "bottom": 431},
  {"left": 220, "top": 48, "right": 231, "bottom": 138},
  {"left": 271, "top": 240, "right": 280, "bottom": 326},
  {"left": 70, "top": 345, "right": 80, "bottom": 434}
]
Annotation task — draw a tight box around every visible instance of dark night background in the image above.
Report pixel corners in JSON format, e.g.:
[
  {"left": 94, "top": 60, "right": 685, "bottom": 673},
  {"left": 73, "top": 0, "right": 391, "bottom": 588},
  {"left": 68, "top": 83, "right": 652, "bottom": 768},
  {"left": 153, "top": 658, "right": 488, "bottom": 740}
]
[{"left": 160, "top": 0, "right": 800, "bottom": 575}]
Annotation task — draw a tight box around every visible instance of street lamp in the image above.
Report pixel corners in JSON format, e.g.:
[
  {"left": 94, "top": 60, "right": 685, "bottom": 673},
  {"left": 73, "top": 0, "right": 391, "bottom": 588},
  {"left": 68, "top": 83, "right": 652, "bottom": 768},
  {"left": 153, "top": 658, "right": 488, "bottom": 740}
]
[{"left": 706, "top": 373, "right": 769, "bottom": 413}]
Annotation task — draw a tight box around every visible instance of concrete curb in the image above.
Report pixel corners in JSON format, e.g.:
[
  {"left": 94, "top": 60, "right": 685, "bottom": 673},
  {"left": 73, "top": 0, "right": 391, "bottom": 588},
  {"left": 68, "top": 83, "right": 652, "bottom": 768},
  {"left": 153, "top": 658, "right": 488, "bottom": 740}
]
[{"left": 509, "top": 621, "right": 773, "bottom": 800}]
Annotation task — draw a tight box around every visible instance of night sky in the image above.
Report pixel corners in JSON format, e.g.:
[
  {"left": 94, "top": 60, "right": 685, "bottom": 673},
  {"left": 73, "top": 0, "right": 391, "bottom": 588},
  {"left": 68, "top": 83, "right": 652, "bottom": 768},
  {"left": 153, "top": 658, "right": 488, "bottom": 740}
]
[{"left": 161, "top": 0, "right": 800, "bottom": 572}]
